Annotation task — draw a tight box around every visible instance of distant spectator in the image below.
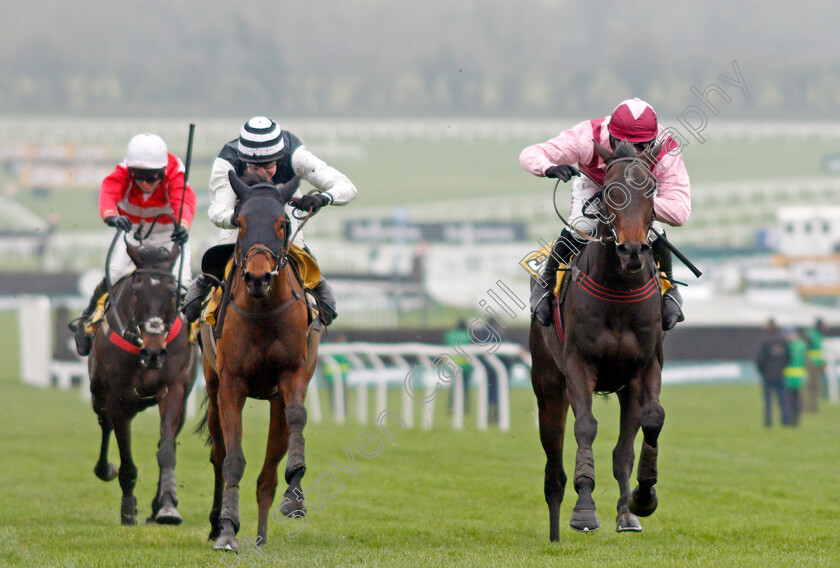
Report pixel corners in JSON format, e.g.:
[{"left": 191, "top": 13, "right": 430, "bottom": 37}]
[
  {"left": 756, "top": 318, "right": 791, "bottom": 427},
  {"left": 804, "top": 318, "right": 827, "bottom": 413},
  {"left": 783, "top": 327, "right": 808, "bottom": 427},
  {"left": 445, "top": 319, "right": 474, "bottom": 414}
]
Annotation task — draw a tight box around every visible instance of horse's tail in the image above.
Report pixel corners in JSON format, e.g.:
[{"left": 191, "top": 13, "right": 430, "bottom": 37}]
[{"left": 192, "top": 391, "right": 212, "bottom": 446}]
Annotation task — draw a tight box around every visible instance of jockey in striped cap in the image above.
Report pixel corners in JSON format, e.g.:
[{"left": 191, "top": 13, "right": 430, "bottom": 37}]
[{"left": 182, "top": 116, "right": 357, "bottom": 326}]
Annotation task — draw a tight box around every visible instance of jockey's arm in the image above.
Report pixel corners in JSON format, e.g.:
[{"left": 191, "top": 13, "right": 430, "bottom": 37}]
[
  {"left": 208, "top": 157, "right": 238, "bottom": 229},
  {"left": 519, "top": 121, "right": 591, "bottom": 176},
  {"left": 291, "top": 146, "right": 357, "bottom": 205},
  {"left": 652, "top": 151, "right": 691, "bottom": 227}
]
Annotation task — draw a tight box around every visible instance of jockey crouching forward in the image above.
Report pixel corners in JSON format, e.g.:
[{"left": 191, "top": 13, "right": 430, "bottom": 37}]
[
  {"left": 182, "top": 116, "right": 357, "bottom": 326},
  {"left": 71, "top": 133, "right": 196, "bottom": 356},
  {"left": 519, "top": 98, "right": 691, "bottom": 331}
]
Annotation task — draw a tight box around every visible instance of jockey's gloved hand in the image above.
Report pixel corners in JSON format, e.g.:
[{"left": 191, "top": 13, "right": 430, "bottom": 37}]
[
  {"left": 105, "top": 215, "right": 132, "bottom": 232},
  {"left": 297, "top": 192, "right": 331, "bottom": 213},
  {"left": 544, "top": 165, "right": 581, "bottom": 182},
  {"left": 170, "top": 224, "right": 189, "bottom": 245}
]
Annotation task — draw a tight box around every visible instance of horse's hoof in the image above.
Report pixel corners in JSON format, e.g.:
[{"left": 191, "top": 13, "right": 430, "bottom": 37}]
[
  {"left": 154, "top": 505, "right": 183, "bottom": 525},
  {"left": 569, "top": 508, "right": 600, "bottom": 532},
  {"left": 629, "top": 486, "right": 658, "bottom": 517},
  {"left": 120, "top": 496, "right": 137, "bottom": 525},
  {"left": 213, "top": 534, "right": 239, "bottom": 553},
  {"left": 616, "top": 512, "right": 642, "bottom": 532},
  {"left": 94, "top": 462, "right": 118, "bottom": 482},
  {"left": 280, "top": 492, "right": 306, "bottom": 518}
]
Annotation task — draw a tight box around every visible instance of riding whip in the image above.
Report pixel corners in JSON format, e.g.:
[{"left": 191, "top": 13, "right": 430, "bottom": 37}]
[{"left": 175, "top": 123, "right": 195, "bottom": 314}]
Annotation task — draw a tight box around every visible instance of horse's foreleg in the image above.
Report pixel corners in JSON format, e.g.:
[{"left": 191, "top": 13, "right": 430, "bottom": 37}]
[
  {"left": 629, "top": 366, "right": 665, "bottom": 518},
  {"left": 206, "top": 388, "right": 226, "bottom": 542},
  {"left": 536, "top": 395, "right": 569, "bottom": 542},
  {"left": 256, "top": 398, "right": 290, "bottom": 546},
  {"left": 93, "top": 410, "right": 118, "bottom": 482},
  {"left": 110, "top": 408, "right": 138, "bottom": 525},
  {"left": 149, "top": 383, "right": 186, "bottom": 525},
  {"left": 564, "top": 359, "right": 600, "bottom": 532},
  {"left": 214, "top": 377, "right": 247, "bottom": 553},
  {"left": 283, "top": 400, "right": 307, "bottom": 500},
  {"left": 614, "top": 386, "right": 642, "bottom": 532}
]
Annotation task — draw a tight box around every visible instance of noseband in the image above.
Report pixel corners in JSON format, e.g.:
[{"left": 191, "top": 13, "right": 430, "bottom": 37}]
[{"left": 236, "top": 243, "right": 288, "bottom": 282}]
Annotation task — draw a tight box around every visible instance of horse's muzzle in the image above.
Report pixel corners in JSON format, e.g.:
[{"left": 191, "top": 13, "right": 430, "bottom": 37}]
[
  {"left": 139, "top": 342, "right": 167, "bottom": 369},
  {"left": 615, "top": 242, "right": 650, "bottom": 274},
  {"left": 243, "top": 270, "right": 274, "bottom": 298}
]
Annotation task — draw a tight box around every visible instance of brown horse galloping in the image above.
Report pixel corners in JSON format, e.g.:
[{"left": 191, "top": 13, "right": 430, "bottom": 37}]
[
  {"left": 89, "top": 240, "right": 199, "bottom": 525},
  {"left": 200, "top": 171, "right": 321, "bottom": 552},
  {"left": 530, "top": 140, "right": 666, "bottom": 541}
]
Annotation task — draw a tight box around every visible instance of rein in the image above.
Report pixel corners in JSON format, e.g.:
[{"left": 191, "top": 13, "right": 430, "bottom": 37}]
[{"left": 552, "top": 156, "right": 657, "bottom": 245}]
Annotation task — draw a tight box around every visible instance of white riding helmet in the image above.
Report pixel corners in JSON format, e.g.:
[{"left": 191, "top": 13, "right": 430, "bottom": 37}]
[{"left": 125, "top": 133, "right": 168, "bottom": 169}]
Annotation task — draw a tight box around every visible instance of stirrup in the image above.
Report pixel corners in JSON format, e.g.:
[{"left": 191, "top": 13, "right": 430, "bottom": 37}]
[{"left": 662, "top": 289, "right": 684, "bottom": 331}]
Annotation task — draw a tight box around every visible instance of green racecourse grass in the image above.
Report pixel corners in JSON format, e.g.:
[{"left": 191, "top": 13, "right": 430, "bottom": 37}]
[{"left": 1, "top": 321, "right": 840, "bottom": 567}]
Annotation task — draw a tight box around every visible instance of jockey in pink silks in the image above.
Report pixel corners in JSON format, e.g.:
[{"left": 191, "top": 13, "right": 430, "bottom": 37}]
[{"left": 519, "top": 98, "right": 691, "bottom": 330}]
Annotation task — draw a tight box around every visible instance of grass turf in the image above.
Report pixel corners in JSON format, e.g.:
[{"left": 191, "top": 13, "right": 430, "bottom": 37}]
[{"left": 0, "top": 353, "right": 838, "bottom": 567}]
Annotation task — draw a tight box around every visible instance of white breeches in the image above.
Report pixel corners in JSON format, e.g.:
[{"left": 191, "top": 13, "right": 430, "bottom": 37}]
[{"left": 108, "top": 225, "right": 192, "bottom": 284}]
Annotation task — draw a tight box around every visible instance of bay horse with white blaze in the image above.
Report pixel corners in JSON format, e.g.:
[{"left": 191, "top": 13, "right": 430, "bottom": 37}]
[
  {"left": 89, "top": 236, "right": 199, "bottom": 525},
  {"left": 530, "top": 140, "right": 666, "bottom": 540},
  {"left": 200, "top": 171, "right": 321, "bottom": 552}
]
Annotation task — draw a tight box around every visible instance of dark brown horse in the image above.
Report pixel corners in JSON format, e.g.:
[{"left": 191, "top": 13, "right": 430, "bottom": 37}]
[
  {"left": 530, "top": 140, "right": 666, "bottom": 540},
  {"left": 201, "top": 171, "right": 321, "bottom": 552},
  {"left": 89, "top": 240, "right": 199, "bottom": 525}
]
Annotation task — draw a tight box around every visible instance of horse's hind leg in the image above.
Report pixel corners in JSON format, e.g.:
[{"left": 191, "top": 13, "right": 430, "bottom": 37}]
[
  {"left": 110, "top": 409, "right": 139, "bottom": 525},
  {"left": 629, "top": 365, "right": 665, "bottom": 518},
  {"left": 256, "top": 398, "right": 291, "bottom": 546},
  {"left": 93, "top": 410, "right": 118, "bottom": 482},
  {"left": 614, "top": 386, "right": 642, "bottom": 532},
  {"left": 149, "top": 383, "right": 187, "bottom": 525}
]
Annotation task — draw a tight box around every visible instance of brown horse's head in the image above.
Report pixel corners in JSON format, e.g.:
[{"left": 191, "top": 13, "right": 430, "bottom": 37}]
[
  {"left": 228, "top": 170, "right": 299, "bottom": 299},
  {"left": 593, "top": 139, "right": 662, "bottom": 274},
  {"left": 125, "top": 242, "right": 181, "bottom": 369}
]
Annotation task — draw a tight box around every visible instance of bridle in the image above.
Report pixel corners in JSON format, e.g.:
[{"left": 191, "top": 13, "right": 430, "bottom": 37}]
[
  {"left": 109, "top": 266, "right": 181, "bottom": 347},
  {"left": 553, "top": 156, "right": 657, "bottom": 245}
]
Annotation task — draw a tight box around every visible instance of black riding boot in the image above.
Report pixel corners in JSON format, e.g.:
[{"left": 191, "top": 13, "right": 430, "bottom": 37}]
[
  {"left": 70, "top": 277, "right": 108, "bottom": 356},
  {"left": 313, "top": 277, "right": 338, "bottom": 326},
  {"left": 530, "top": 228, "right": 579, "bottom": 327},
  {"left": 652, "top": 234, "right": 684, "bottom": 331},
  {"left": 182, "top": 273, "right": 216, "bottom": 324}
]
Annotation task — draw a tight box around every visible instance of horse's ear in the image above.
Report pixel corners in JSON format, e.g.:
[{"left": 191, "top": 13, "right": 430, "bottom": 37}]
[
  {"left": 642, "top": 140, "right": 665, "bottom": 165},
  {"left": 228, "top": 169, "right": 251, "bottom": 201},
  {"left": 278, "top": 175, "right": 300, "bottom": 204},
  {"left": 126, "top": 242, "right": 142, "bottom": 267},
  {"left": 593, "top": 139, "right": 613, "bottom": 163}
]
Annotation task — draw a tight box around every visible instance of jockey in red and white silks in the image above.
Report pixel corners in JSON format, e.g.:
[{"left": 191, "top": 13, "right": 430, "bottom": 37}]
[{"left": 99, "top": 136, "right": 197, "bottom": 284}]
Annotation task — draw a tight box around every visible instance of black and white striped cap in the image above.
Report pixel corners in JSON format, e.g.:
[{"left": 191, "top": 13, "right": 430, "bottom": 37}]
[{"left": 237, "top": 116, "right": 285, "bottom": 162}]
